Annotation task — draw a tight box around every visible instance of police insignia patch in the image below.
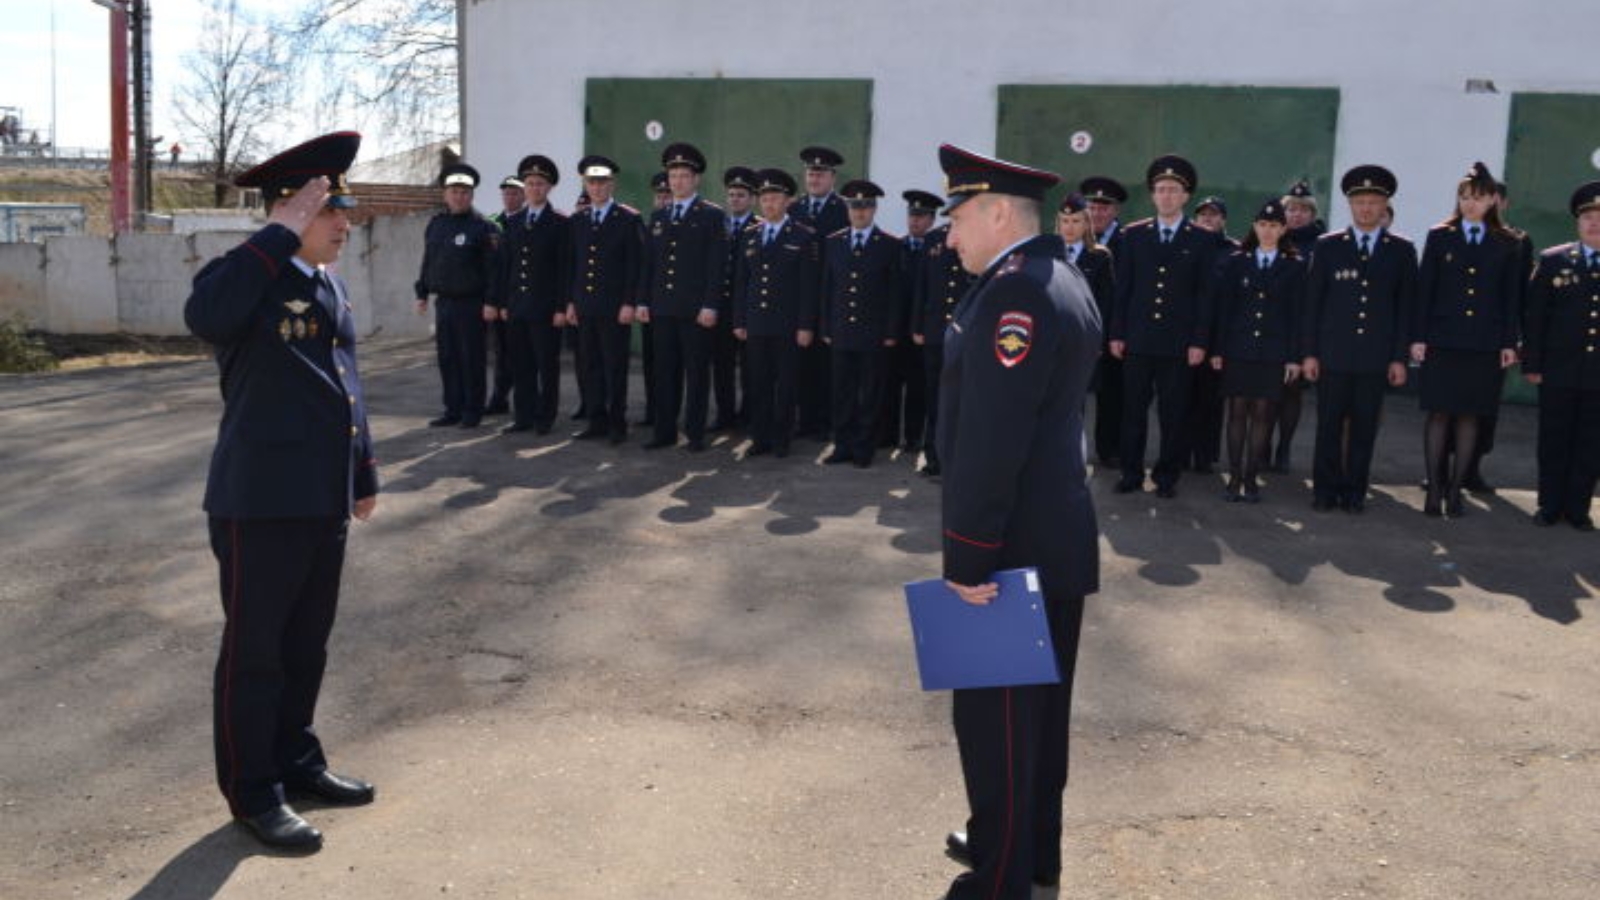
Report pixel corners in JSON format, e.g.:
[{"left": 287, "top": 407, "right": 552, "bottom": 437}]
[{"left": 995, "top": 311, "right": 1034, "bottom": 368}]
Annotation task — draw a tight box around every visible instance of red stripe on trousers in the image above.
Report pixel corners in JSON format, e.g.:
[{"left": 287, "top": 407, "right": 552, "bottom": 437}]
[
  {"left": 221, "top": 521, "right": 242, "bottom": 814},
  {"left": 988, "top": 687, "right": 1016, "bottom": 900}
]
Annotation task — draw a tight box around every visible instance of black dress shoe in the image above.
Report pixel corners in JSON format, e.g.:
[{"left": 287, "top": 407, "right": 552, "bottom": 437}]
[
  {"left": 484, "top": 401, "right": 510, "bottom": 416},
  {"left": 772, "top": 444, "right": 790, "bottom": 459},
  {"left": 572, "top": 427, "right": 607, "bottom": 440},
  {"left": 1423, "top": 487, "right": 1442, "bottom": 518},
  {"left": 919, "top": 462, "right": 941, "bottom": 478},
  {"left": 1155, "top": 484, "right": 1177, "bottom": 499},
  {"left": 1462, "top": 473, "right": 1495, "bottom": 494},
  {"left": 458, "top": 417, "right": 482, "bottom": 429},
  {"left": 286, "top": 770, "right": 376, "bottom": 806},
  {"left": 853, "top": 458, "right": 873, "bottom": 469},
  {"left": 1445, "top": 489, "right": 1466, "bottom": 519},
  {"left": 570, "top": 407, "right": 588, "bottom": 420},
  {"left": 501, "top": 422, "right": 535, "bottom": 435},
  {"left": 609, "top": 431, "right": 628, "bottom": 445},
  {"left": 534, "top": 422, "right": 552, "bottom": 436},
  {"left": 428, "top": 415, "right": 461, "bottom": 427},
  {"left": 236, "top": 805, "right": 322, "bottom": 851},
  {"left": 745, "top": 442, "right": 771, "bottom": 457},
  {"left": 708, "top": 418, "right": 733, "bottom": 432},
  {"left": 1533, "top": 509, "right": 1560, "bottom": 527},
  {"left": 1312, "top": 497, "right": 1337, "bottom": 512},
  {"left": 685, "top": 438, "right": 708, "bottom": 453},
  {"left": 1571, "top": 515, "right": 1596, "bottom": 532},
  {"left": 1346, "top": 498, "right": 1366, "bottom": 514},
  {"left": 823, "top": 450, "right": 854, "bottom": 465},
  {"left": 641, "top": 436, "right": 675, "bottom": 450},
  {"left": 1242, "top": 483, "right": 1262, "bottom": 504},
  {"left": 1113, "top": 478, "right": 1143, "bottom": 494}
]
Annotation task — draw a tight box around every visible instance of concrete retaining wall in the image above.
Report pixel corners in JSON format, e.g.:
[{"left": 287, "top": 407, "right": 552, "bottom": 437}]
[{"left": 0, "top": 213, "right": 434, "bottom": 338}]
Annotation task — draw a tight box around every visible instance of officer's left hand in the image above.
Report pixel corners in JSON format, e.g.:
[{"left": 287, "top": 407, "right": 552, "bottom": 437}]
[
  {"left": 353, "top": 496, "right": 377, "bottom": 521},
  {"left": 1499, "top": 348, "right": 1517, "bottom": 369},
  {"left": 635, "top": 307, "right": 651, "bottom": 324},
  {"left": 1387, "top": 361, "right": 1408, "bottom": 387},
  {"left": 618, "top": 305, "right": 636, "bottom": 325},
  {"left": 947, "top": 580, "right": 999, "bottom": 606},
  {"left": 1209, "top": 356, "right": 1223, "bottom": 371},
  {"left": 797, "top": 330, "right": 814, "bottom": 348},
  {"left": 481, "top": 305, "right": 499, "bottom": 323},
  {"left": 1410, "top": 342, "right": 1428, "bottom": 363},
  {"left": 1186, "top": 346, "right": 1206, "bottom": 366},
  {"left": 696, "top": 309, "right": 717, "bottom": 328},
  {"left": 1283, "top": 363, "right": 1302, "bottom": 383},
  {"left": 912, "top": 333, "right": 925, "bottom": 346}
]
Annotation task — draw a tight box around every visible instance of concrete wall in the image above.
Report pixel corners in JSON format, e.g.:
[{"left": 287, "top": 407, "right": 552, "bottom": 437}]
[
  {"left": 461, "top": 0, "right": 1600, "bottom": 236},
  {"left": 0, "top": 215, "right": 434, "bottom": 338},
  {"left": 0, "top": 242, "right": 45, "bottom": 324}
]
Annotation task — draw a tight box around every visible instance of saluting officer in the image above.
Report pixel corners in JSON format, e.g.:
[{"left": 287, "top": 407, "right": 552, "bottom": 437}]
[
  {"left": 818, "top": 179, "right": 904, "bottom": 468},
  {"left": 1301, "top": 164, "right": 1417, "bottom": 513},
  {"left": 933, "top": 143, "right": 1101, "bottom": 900},
  {"left": 639, "top": 143, "right": 728, "bottom": 452},
  {"left": 1081, "top": 175, "right": 1129, "bottom": 256},
  {"left": 184, "top": 132, "right": 378, "bottom": 851},
  {"left": 878, "top": 189, "right": 941, "bottom": 454},
  {"left": 1109, "top": 154, "right": 1229, "bottom": 498},
  {"left": 717, "top": 166, "right": 762, "bottom": 429},
  {"left": 1412, "top": 161, "right": 1523, "bottom": 518},
  {"left": 910, "top": 202, "right": 976, "bottom": 478},
  {"left": 791, "top": 146, "right": 850, "bottom": 439},
  {"left": 485, "top": 175, "right": 524, "bottom": 416},
  {"left": 566, "top": 155, "right": 646, "bottom": 444},
  {"left": 733, "top": 168, "right": 820, "bottom": 458},
  {"left": 1521, "top": 181, "right": 1600, "bottom": 532},
  {"left": 494, "top": 154, "right": 571, "bottom": 435},
  {"left": 415, "top": 163, "right": 501, "bottom": 428}
]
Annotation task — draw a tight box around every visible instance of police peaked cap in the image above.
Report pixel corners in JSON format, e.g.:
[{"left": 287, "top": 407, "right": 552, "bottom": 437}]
[{"left": 234, "top": 131, "right": 361, "bottom": 208}]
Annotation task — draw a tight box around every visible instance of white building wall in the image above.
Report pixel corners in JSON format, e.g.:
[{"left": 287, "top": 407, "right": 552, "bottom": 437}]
[{"left": 462, "top": 0, "right": 1600, "bottom": 236}]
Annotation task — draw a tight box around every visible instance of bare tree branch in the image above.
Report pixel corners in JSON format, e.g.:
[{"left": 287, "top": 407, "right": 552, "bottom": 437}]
[{"left": 171, "top": 0, "right": 292, "bottom": 206}]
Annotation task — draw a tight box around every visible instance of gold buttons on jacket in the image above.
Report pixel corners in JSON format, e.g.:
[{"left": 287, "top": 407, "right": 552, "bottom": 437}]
[
  {"left": 349, "top": 426, "right": 359, "bottom": 437},
  {"left": 1356, "top": 328, "right": 1366, "bottom": 335}
]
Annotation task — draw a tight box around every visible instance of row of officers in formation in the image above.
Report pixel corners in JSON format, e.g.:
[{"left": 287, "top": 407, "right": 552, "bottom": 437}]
[{"left": 413, "top": 144, "right": 1600, "bottom": 532}]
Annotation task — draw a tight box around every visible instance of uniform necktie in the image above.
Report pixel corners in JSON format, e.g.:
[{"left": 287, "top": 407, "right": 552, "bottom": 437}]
[
  {"left": 1466, "top": 225, "right": 1480, "bottom": 245},
  {"left": 592, "top": 209, "right": 602, "bottom": 226},
  {"left": 313, "top": 271, "right": 338, "bottom": 319},
  {"left": 853, "top": 233, "right": 865, "bottom": 252},
  {"left": 1161, "top": 227, "right": 1173, "bottom": 244},
  {"left": 1259, "top": 254, "right": 1270, "bottom": 271},
  {"left": 812, "top": 199, "right": 822, "bottom": 217},
  {"left": 1067, "top": 246, "right": 1077, "bottom": 264},
  {"left": 527, "top": 210, "right": 539, "bottom": 226},
  {"left": 672, "top": 204, "right": 684, "bottom": 222},
  {"left": 910, "top": 238, "right": 921, "bottom": 252},
  {"left": 1359, "top": 233, "right": 1371, "bottom": 259},
  {"left": 764, "top": 225, "right": 776, "bottom": 247}
]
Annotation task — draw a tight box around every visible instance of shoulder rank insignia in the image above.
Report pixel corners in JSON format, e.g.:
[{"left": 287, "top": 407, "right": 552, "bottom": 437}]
[
  {"left": 997, "top": 252, "right": 1025, "bottom": 277},
  {"left": 284, "top": 299, "right": 312, "bottom": 315},
  {"left": 995, "top": 311, "right": 1034, "bottom": 368}
]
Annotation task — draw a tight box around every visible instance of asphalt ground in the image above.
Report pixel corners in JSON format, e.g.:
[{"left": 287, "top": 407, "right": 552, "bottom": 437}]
[{"left": 1, "top": 337, "right": 1596, "bottom": 899}]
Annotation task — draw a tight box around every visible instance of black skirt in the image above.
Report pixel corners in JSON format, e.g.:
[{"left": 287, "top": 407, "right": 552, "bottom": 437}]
[
  {"left": 1220, "top": 359, "right": 1285, "bottom": 400},
  {"left": 1419, "top": 348, "right": 1503, "bottom": 416}
]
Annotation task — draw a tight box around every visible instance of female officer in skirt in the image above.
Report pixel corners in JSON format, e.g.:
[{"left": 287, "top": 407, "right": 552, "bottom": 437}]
[
  {"left": 1412, "top": 162, "right": 1523, "bottom": 518},
  {"left": 1056, "top": 192, "right": 1116, "bottom": 452},
  {"left": 1208, "top": 200, "right": 1305, "bottom": 502}
]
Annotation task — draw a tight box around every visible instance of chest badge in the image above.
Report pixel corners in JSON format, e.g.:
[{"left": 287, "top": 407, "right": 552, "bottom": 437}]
[
  {"left": 454, "top": 232, "right": 467, "bottom": 246},
  {"left": 284, "top": 299, "right": 312, "bottom": 315},
  {"left": 995, "top": 311, "right": 1034, "bottom": 368}
]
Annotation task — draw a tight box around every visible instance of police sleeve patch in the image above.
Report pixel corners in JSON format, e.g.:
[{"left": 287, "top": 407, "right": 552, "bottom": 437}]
[{"left": 995, "top": 311, "right": 1034, "bottom": 367}]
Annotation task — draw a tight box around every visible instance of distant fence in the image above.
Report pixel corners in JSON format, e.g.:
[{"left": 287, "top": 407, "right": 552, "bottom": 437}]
[{"left": 0, "top": 212, "right": 433, "bottom": 339}]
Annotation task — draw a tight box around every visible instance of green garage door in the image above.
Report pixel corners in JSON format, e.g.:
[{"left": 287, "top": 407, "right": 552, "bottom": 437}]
[
  {"left": 996, "top": 85, "right": 1341, "bottom": 233},
  {"left": 1500, "top": 92, "right": 1600, "bottom": 404},
  {"left": 1503, "top": 92, "right": 1600, "bottom": 252},
  {"left": 585, "top": 78, "right": 874, "bottom": 209}
]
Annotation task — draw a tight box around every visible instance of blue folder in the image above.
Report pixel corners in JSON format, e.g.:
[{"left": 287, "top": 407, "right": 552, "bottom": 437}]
[{"left": 903, "top": 567, "right": 1060, "bottom": 691}]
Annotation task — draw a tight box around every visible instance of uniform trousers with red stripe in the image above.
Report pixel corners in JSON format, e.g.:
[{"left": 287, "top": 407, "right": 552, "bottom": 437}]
[
  {"left": 947, "top": 591, "right": 1085, "bottom": 900},
  {"left": 208, "top": 516, "right": 347, "bottom": 817}
]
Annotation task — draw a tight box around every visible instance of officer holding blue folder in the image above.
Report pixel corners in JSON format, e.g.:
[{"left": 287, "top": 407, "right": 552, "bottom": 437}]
[{"left": 933, "top": 144, "right": 1102, "bottom": 899}]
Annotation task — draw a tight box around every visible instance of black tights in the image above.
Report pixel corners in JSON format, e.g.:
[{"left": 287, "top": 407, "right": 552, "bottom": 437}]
[
  {"left": 1275, "top": 383, "right": 1302, "bottom": 458},
  {"left": 1424, "top": 412, "right": 1479, "bottom": 493},
  {"left": 1226, "top": 397, "right": 1278, "bottom": 481}
]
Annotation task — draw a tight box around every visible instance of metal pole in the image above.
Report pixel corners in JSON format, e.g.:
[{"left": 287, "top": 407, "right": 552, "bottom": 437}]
[
  {"left": 50, "top": 0, "right": 58, "bottom": 169},
  {"left": 132, "top": 0, "right": 150, "bottom": 226},
  {"left": 110, "top": 3, "right": 131, "bottom": 234}
]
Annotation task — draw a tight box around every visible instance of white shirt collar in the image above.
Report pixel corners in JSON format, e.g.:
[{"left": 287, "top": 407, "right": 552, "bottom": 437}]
[
  {"left": 592, "top": 200, "right": 615, "bottom": 218},
  {"left": 1351, "top": 225, "right": 1381, "bottom": 242},
  {"left": 1156, "top": 215, "right": 1184, "bottom": 231},
  {"left": 290, "top": 257, "right": 321, "bottom": 279}
]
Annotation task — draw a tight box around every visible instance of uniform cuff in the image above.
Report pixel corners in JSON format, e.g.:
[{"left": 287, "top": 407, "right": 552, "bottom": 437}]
[{"left": 942, "top": 529, "right": 1002, "bottom": 587}]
